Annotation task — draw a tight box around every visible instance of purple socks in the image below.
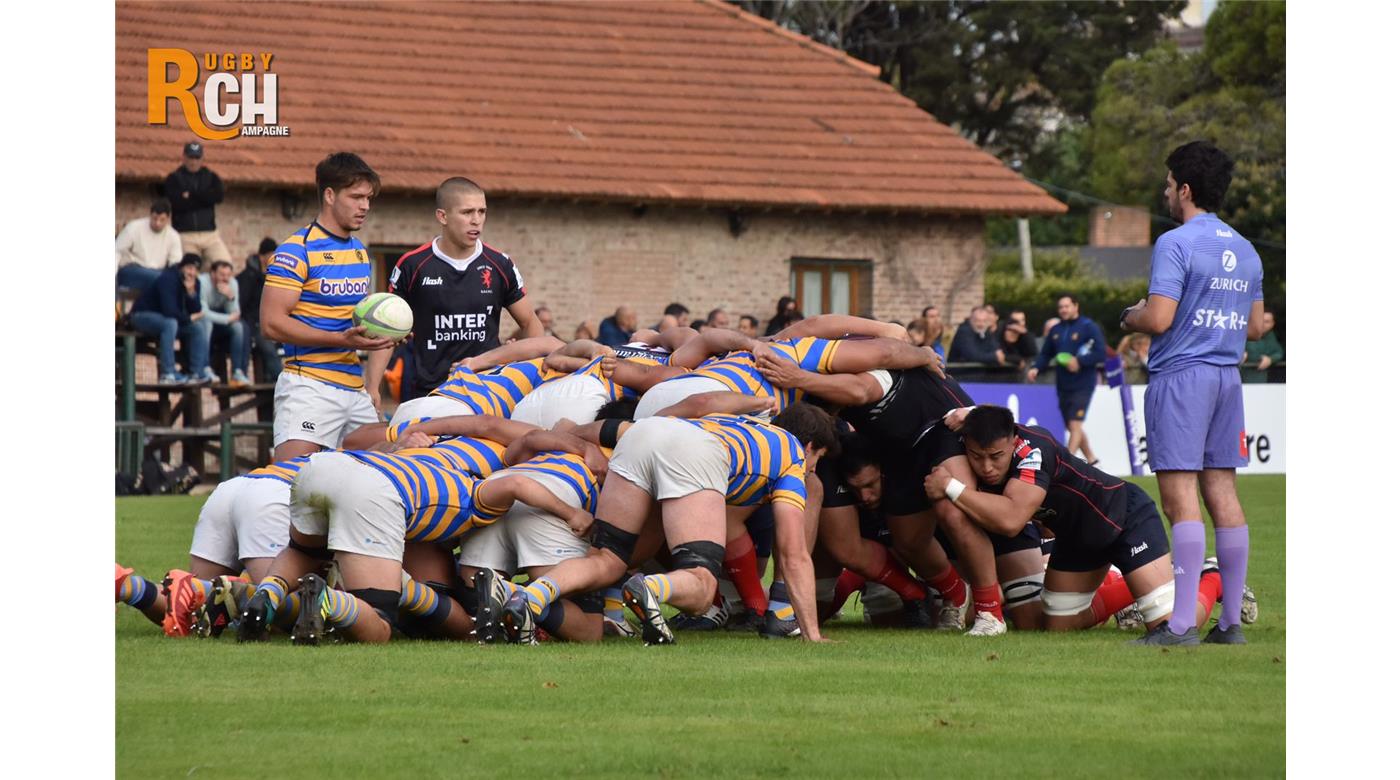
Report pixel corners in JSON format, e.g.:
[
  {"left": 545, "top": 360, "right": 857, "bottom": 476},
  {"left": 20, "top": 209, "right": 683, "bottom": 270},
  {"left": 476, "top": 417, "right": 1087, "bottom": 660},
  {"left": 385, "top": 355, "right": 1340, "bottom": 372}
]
[
  {"left": 1167, "top": 521, "right": 1206, "bottom": 635},
  {"left": 1214, "top": 526, "right": 1250, "bottom": 630}
]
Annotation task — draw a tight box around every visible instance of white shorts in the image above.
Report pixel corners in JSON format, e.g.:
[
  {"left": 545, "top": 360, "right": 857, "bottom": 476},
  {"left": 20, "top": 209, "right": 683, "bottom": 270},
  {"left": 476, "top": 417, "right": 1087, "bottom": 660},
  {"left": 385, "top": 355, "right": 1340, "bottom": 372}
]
[
  {"left": 389, "top": 395, "right": 477, "bottom": 429},
  {"left": 290, "top": 452, "right": 406, "bottom": 561},
  {"left": 511, "top": 374, "right": 610, "bottom": 428},
  {"left": 457, "top": 471, "right": 590, "bottom": 573},
  {"left": 609, "top": 416, "right": 728, "bottom": 500},
  {"left": 634, "top": 375, "right": 729, "bottom": 419},
  {"left": 189, "top": 477, "right": 291, "bottom": 569},
  {"left": 273, "top": 372, "right": 380, "bottom": 449}
]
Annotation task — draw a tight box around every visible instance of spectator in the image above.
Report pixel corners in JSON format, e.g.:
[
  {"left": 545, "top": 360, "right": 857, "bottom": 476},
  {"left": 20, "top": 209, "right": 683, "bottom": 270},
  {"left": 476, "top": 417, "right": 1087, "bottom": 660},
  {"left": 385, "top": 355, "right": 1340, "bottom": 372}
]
[
  {"left": 515, "top": 305, "right": 557, "bottom": 340},
  {"left": 1028, "top": 293, "right": 1106, "bottom": 465},
  {"left": 706, "top": 308, "right": 731, "bottom": 330},
  {"left": 199, "top": 259, "right": 250, "bottom": 386},
  {"left": 998, "top": 309, "right": 1037, "bottom": 370},
  {"left": 115, "top": 198, "right": 182, "bottom": 292},
  {"left": 130, "top": 253, "right": 213, "bottom": 385},
  {"left": 737, "top": 314, "right": 760, "bottom": 339},
  {"left": 573, "top": 321, "right": 595, "bottom": 341},
  {"left": 597, "top": 305, "right": 637, "bottom": 347},
  {"left": 906, "top": 319, "right": 928, "bottom": 347},
  {"left": 1042, "top": 316, "right": 1061, "bottom": 339},
  {"left": 948, "top": 306, "right": 1004, "bottom": 366},
  {"left": 164, "top": 142, "right": 233, "bottom": 269},
  {"left": 656, "top": 302, "right": 690, "bottom": 330},
  {"left": 689, "top": 318, "right": 706, "bottom": 330},
  {"left": 920, "top": 305, "right": 946, "bottom": 357},
  {"left": 1241, "top": 310, "right": 1283, "bottom": 383},
  {"left": 764, "top": 296, "right": 801, "bottom": 336},
  {"left": 238, "top": 237, "right": 282, "bottom": 383},
  {"left": 1117, "top": 333, "right": 1151, "bottom": 385}
]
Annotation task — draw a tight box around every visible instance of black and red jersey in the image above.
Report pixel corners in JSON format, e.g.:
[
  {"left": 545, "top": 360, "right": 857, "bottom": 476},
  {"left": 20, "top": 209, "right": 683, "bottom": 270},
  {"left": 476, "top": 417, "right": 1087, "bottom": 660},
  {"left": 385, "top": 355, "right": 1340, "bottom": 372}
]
[
  {"left": 840, "top": 369, "right": 974, "bottom": 451},
  {"left": 985, "top": 425, "right": 1129, "bottom": 549},
  {"left": 388, "top": 239, "right": 527, "bottom": 392}
]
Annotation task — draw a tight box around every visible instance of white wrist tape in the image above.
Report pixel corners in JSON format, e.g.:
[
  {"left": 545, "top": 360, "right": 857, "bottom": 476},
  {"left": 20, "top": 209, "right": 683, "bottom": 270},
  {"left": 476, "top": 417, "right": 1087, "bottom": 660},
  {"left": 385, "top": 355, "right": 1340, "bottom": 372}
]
[{"left": 945, "top": 478, "right": 966, "bottom": 503}]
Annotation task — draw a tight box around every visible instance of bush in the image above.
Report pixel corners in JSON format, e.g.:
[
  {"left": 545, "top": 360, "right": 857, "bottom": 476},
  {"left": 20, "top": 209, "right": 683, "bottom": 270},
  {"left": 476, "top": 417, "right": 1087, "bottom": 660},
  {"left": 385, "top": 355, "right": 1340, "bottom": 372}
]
[{"left": 984, "top": 248, "right": 1147, "bottom": 347}]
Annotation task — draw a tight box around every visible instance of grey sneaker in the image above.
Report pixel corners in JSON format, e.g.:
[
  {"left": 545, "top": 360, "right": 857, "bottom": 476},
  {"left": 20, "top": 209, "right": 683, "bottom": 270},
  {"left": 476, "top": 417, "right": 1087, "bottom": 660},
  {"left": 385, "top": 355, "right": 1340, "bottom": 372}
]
[
  {"left": 935, "top": 582, "right": 972, "bottom": 630},
  {"left": 965, "top": 610, "right": 1007, "bottom": 637},
  {"left": 1203, "top": 622, "right": 1247, "bottom": 645},
  {"left": 1128, "top": 622, "right": 1200, "bottom": 646}
]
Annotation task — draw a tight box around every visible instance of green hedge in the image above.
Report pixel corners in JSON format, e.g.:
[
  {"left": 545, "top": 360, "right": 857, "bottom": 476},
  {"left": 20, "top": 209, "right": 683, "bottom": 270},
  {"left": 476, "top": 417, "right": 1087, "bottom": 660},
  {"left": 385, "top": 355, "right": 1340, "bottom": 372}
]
[{"left": 983, "top": 248, "right": 1147, "bottom": 348}]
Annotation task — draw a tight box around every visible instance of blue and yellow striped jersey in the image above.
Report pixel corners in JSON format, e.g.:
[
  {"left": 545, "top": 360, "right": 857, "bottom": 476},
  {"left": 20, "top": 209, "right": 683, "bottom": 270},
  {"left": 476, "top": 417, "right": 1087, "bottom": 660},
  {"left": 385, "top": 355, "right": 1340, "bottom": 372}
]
[
  {"left": 677, "top": 414, "right": 808, "bottom": 510},
  {"left": 682, "top": 337, "right": 841, "bottom": 412},
  {"left": 495, "top": 450, "right": 601, "bottom": 513},
  {"left": 429, "top": 359, "right": 562, "bottom": 416},
  {"left": 343, "top": 451, "right": 511, "bottom": 543},
  {"left": 427, "top": 367, "right": 504, "bottom": 415},
  {"left": 265, "top": 222, "right": 374, "bottom": 390},
  {"left": 244, "top": 456, "right": 311, "bottom": 485},
  {"left": 577, "top": 353, "right": 670, "bottom": 400},
  {"left": 385, "top": 417, "right": 508, "bottom": 478}
]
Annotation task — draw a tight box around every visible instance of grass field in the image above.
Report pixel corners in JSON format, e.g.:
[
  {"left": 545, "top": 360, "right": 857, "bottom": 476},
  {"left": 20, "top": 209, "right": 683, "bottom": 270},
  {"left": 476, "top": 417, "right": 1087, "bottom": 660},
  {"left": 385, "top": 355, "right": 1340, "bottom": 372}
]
[{"left": 116, "top": 476, "right": 1285, "bottom": 778}]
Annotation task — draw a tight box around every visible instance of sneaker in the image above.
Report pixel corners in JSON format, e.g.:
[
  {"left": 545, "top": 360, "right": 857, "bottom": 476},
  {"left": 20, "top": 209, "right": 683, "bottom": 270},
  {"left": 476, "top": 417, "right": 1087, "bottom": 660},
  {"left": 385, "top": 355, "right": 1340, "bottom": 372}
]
[
  {"left": 603, "top": 615, "right": 638, "bottom": 638},
  {"left": 1128, "top": 622, "right": 1200, "bottom": 646},
  {"left": 965, "top": 611, "right": 1007, "bottom": 637},
  {"left": 500, "top": 591, "right": 538, "bottom": 645},
  {"left": 290, "top": 574, "right": 329, "bottom": 646},
  {"left": 902, "top": 594, "right": 935, "bottom": 629},
  {"left": 160, "top": 570, "right": 207, "bottom": 638},
  {"left": 1114, "top": 603, "right": 1146, "bottom": 631},
  {"left": 1240, "top": 584, "right": 1259, "bottom": 625},
  {"left": 194, "top": 576, "right": 250, "bottom": 638},
  {"left": 724, "top": 607, "right": 763, "bottom": 632},
  {"left": 229, "top": 369, "right": 250, "bottom": 387},
  {"left": 670, "top": 602, "right": 729, "bottom": 631},
  {"left": 622, "top": 574, "right": 674, "bottom": 646},
  {"left": 189, "top": 368, "right": 218, "bottom": 385},
  {"left": 935, "top": 582, "right": 972, "bottom": 630},
  {"left": 157, "top": 373, "right": 188, "bottom": 386},
  {"left": 236, "top": 587, "right": 276, "bottom": 643},
  {"left": 760, "top": 609, "right": 801, "bottom": 640},
  {"left": 115, "top": 563, "right": 134, "bottom": 601},
  {"left": 473, "top": 569, "right": 509, "bottom": 645},
  {"left": 1202, "top": 621, "right": 1247, "bottom": 645}
]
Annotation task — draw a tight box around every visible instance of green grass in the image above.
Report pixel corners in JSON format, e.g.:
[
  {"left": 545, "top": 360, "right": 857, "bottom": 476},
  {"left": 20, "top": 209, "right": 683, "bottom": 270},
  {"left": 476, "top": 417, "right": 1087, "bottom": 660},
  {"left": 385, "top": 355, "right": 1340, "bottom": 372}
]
[{"left": 117, "top": 476, "right": 1285, "bottom": 778}]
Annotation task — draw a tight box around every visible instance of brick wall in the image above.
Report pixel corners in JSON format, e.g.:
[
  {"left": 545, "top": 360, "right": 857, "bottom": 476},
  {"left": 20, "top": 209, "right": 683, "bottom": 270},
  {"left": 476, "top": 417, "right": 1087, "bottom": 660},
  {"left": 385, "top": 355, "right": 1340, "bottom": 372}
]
[{"left": 118, "top": 184, "right": 988, "bottom": 334}]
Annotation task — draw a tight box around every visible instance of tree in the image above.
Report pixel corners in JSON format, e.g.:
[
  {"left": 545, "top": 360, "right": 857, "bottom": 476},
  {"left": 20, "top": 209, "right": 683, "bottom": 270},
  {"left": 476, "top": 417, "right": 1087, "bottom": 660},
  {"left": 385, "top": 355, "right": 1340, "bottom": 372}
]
[{"left": 1088, "top": 1, "right": 1285, "bottom": 307}]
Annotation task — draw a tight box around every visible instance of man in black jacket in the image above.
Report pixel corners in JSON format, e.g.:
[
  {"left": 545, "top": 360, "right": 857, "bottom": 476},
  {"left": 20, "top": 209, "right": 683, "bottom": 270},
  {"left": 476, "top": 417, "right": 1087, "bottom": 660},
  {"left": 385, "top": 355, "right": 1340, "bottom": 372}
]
[
  {"left": 165, "top": 142, "right": 232, "bottom": 268},
  {"left": 130, "top": 254, "right": 213, "bottom": 385},
  {"left": 238, "top": 237, "right": 282, "bottom": 383},
  {"left": 948, "top": 306, "right": 1005, "bottom": 367}
]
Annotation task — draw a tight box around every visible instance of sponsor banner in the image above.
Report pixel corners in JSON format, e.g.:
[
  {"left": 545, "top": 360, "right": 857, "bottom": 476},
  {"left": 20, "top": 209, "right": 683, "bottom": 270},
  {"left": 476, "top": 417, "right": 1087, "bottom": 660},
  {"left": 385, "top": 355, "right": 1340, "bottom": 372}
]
[
  {"left": 962, "top": 384, "right": 1065, "bottom": 444},
  {"left": 961, "top": 382, "right": 1285, "bottom": 476}
]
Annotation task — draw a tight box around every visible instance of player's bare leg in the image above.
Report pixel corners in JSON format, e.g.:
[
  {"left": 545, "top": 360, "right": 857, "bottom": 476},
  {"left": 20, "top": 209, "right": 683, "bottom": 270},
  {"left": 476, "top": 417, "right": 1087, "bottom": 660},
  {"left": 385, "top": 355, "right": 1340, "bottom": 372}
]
[
  {"left": 624, "top": 489, "right": 727, "bottom": 644},
  {"left": 272, "top": 438, "right": 322, "bottom": 464},
  {"left": 887, "top": 509, "right": 968, "bottom": 628},
  {"left": 933, "top": 456, "right": 1005, "bottom": 633},
  {"left": 1065, "top": 421, "right": 1097, "bottom": 464},
  {"left": 995, "top": 547, "right": 1048, "bottom": 630}
]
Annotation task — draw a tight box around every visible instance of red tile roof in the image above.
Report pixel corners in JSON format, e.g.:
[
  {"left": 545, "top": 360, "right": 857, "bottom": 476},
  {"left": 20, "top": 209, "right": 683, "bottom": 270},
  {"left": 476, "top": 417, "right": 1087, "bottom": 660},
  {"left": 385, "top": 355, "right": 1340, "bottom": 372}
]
[{"left": 116, "top": 0, "right": 1065, "bottom": 215}]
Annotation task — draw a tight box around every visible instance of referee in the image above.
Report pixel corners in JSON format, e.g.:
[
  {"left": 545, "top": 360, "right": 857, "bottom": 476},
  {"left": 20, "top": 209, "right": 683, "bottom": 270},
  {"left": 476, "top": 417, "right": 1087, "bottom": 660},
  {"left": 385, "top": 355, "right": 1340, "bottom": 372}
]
[
  {"left": 365, "top": 177, "right": 543, "bottom": 410},
  {"left": 1121, "top": 141, "right": 1265, "bottom": 646}
]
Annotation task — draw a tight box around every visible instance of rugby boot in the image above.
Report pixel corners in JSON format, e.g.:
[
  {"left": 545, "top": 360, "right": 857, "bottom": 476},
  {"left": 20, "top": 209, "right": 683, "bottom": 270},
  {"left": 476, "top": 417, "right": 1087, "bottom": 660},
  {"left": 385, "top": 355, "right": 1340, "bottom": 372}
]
[
  {"left": 499, "top": 591, "right": 538, "bottom": 646},
  {"left": 473, "top": 569, "right": 510, "bottom": 645},
  {"left": 622, "top": 574, "right": 674, "bottom": 646},
  {"left": 670, "top": 602, "right": 729, "bottom": 632},
  {"left": 290, "top": 573, "right": 328, "bottom": 646},
  {"left": 759, "top": 609, "right": 801, "bottom": 640},
  {"left": 935, "top": 581, "right": 973, "bottom": 630},
  {"left": 1202, "top": 621, "right": 1247, "bottom": 645},
  {"left": 1128, "top": 622, "right": 1200, "bottom": 647},
  {"left": 161, "top": 570, "right": 207, "bottom": 638},
  {"left": 194, "top": 576, "right": 252, "bottom": 638},
  {"left": 965, "top": 611, "right": 1008, "bottom": 637},
  {"left": 236, "top": 587, "right": 276, "bottom": 643}
]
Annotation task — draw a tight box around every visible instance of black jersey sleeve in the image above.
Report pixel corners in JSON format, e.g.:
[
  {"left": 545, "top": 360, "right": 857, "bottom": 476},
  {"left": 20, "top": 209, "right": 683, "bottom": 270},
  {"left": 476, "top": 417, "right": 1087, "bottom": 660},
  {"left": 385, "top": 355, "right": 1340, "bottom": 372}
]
[{"left": 497, "top": 251, "right": 527, "bottom": 307}]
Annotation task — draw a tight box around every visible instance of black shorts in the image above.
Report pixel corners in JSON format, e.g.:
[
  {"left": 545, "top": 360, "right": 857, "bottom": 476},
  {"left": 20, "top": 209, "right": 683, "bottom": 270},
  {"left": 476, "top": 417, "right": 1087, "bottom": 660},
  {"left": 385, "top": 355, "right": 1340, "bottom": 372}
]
[
  {"left": 936, "top": 521, "right": 1042, "bottom": 561},
  {"left": 1058, "top": 388, "right": 1094, "bottom": 423},
  {"left": 1047, "top": 483, "right": 1168, "bottom": 576},
  {"left": 858, "top": 505, "right": 891, "bottom": 546},
  {"left": 745, "top": 504, "right": 774, "bottom": 559},
  {"left": 881, "top": 424, "right": 964, "bottom": 516}
]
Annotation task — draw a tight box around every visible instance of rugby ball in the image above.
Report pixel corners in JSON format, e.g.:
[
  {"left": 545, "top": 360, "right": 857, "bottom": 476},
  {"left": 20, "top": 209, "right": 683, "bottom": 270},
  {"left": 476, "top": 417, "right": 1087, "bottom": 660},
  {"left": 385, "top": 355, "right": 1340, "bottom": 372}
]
[{"left": 352, "top": 292, "right": 413, "bottom": 341}]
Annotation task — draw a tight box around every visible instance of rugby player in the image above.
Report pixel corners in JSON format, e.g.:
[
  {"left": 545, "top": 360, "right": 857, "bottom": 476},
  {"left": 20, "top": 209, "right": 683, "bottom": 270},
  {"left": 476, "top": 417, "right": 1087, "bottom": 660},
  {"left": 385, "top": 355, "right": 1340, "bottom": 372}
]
[
  {"left": 925, "top": 406, "right": 1230, "bottom": 641},
  {"left": 483, "top": 400, "right": 838, "bottom": 645},
  {"left": 387, "top": 355, "right": 567, "bottom": 429},
  {"left": 366, "top": 177, "right": 544, "bottom": 408},
  {"left": 1121, "top": 140, "right": 1265, "bottom": 645},
  {"left": 261, "top": 153, "right": 393, "bottom": 462}
]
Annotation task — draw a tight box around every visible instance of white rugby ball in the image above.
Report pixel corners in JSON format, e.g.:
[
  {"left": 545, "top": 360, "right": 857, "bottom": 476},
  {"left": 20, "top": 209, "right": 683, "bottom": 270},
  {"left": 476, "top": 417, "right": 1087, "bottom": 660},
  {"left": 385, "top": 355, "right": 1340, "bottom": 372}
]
[{"left": 352, "top": 292, "right": 413, "bottom": 341}]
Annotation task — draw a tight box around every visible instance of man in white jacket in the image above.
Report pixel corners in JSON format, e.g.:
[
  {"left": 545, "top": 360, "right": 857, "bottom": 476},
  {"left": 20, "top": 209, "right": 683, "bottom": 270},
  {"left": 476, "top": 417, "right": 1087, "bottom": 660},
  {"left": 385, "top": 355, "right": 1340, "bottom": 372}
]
[{"left": 116, "top": 198, "right": 182, "bottom": 291}]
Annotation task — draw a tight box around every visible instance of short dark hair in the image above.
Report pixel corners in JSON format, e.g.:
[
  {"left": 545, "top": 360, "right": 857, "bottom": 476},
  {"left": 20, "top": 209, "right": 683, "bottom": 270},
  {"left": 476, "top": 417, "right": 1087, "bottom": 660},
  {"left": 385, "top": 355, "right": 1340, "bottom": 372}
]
[
  {"left": 921, "top": 306, "right": 938, "bottom": 318},
  {"left": 315, "top": 152, "right": 381, "bottom": 197},
  {"left": 1166, "top": 141, "right": 1234, "bottom": 212},
  {"left": 740, "top": 315, "right": 759, "bottom": 328},
  {"left": 689, "top": 318, "right": 706, "bottom": 330},
  {"left": 836, "top": 431, "right": 879, "bottom": 478},
  {"left": 435, "top": 176, "right": 484, "bottom": 210},
  {"left": 594, "top": 397, "right": 639, "bottom": 421},
  {"left": 179, "top": 253, "right": 203, "bottom": 269},
  {"left": 772, "top": 402, "right": 839, "bottom": 456},
  {"left": 150, "top": 198, "right": 172, "bottom": 215},
  {"left": 258, "top": 237, "right": 278, "bottom": 255},
  {"left": 210, "top": 260, "right": 233, "bottom": 273},
  {"left": 962, "top": 405, "right": 1017, "bottom": 448},
  {"left": 664, "top": 303, "right": 689, "bottom": 318},
  {"left": 1057, "top": 292, "right": 1079, "bottom": 306},
  {"left": 707, "top": 308, "right": 726, "bottom": 324}
]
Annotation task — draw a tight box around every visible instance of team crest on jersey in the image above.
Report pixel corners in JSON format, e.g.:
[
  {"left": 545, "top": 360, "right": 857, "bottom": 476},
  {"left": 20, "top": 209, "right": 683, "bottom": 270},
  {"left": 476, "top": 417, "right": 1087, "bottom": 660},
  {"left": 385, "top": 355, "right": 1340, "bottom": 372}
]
[
  {"left": 356, "top": 249, "right": 367, "bottom": 262},
  {"left": 322, "top": 252, "right": 336, "bottom": 262},
  {"left": 480, "top": 267, "right": 493, "bottom": 288},
  {"left": 1071, "top": 332, "right": 1079, "bottom": 341},
  {"left": 1016, "top": 441, "right": 1042, "bottom": 471}
]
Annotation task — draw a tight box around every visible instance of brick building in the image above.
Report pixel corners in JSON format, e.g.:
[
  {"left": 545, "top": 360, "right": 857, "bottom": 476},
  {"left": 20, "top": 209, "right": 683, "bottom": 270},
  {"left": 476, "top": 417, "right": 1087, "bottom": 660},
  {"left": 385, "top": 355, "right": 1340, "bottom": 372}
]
[{"left": 117, "top": 0, "right": 1062, "bottom": 336}]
